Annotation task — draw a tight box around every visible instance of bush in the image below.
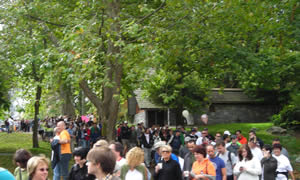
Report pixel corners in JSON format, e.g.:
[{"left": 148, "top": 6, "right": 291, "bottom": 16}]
[{"left": 272, "top": 104, "right": 300, "bottom": 129}]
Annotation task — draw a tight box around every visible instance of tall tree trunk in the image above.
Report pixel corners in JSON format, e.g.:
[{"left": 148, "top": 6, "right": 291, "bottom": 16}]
[
  {"left": 59, "top": 83, "right": 76, "bottom": 118},
  {"left": 103, "top": 0, "right": 122, "bottom": 141},
  {"left": 32, "top": 85, "right": 42, "bottom": 148}
]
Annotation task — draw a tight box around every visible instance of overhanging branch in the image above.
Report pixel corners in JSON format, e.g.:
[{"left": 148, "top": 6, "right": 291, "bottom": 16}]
[
  {"left": 25, "top": 15, "right": 67, "bottom": 27},
  {"left": 137, "top": 1, "right": 166, "bottom": 24}
]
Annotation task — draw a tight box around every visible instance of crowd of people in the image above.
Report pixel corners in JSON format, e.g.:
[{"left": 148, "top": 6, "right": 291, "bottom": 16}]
[{"left": 0, "top": 116, "right": 296, "bottom": 180}]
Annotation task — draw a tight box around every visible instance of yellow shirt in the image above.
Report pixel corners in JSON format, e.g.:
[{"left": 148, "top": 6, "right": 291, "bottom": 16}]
[{"left": 60, "top": 130, "right": 71, "bottom": 154}]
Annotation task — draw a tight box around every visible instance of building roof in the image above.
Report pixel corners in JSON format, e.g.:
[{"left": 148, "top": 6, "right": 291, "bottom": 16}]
[
  {"left": 134, "top": 88, "right": 260, "bottom": 109},
  {"left": 134, "top": 89, "right": 166, "bottom": 109}
]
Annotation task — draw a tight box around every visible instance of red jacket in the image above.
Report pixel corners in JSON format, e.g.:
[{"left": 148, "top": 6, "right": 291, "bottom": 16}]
[{"left": 238, "top": 135, "right": 248, "bottom": 144}]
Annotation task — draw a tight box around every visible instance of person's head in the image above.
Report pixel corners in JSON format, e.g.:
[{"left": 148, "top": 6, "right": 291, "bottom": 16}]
[
  {"left": 124, "top": 121, "right": 128, "bottom": 126},
  {"left": 53, "top": 127, "right": 60, "bottom": 136},
  {"left": 235, "top": 130, "right": 242, "bottom": 139},
  {"left": 223, "top": 134, "right": 230, "bottom": 142},
  {"left": 154, "top": 141, "right": 167, "bottom": 155},
  {"left": 87, "top": 147, "right": 116, "bottom": 176},
  {"left": 56, "top": 121, "right": 65, "bottom": 133},
  {"left": 206, "top": 144, "right": 215, "bottom": 158},
  {"left": 191, "top": 128, "right": 196, "bottom": 134},
  {"left": 175, "top": 130, "right": 181, "bottom": 137},
  {"left": 13, "top": 149, "right": 32, "bottom": 168},
  {"left": 238, "top": 144, "right": 253, "bottom": 161},
  {"left": 126, "top": 147, "right": 144, "bottom": 168},
  {"left": 144, "top": 128, "right": 150, "bottom": 134},
  {"left": 249, "top": 130, "right": 256, "bottom": 138},
  {"left": 215, "top": 132, "right": 222, "bottom": 140},
  {"left": 160, "top": 145, "right": 172, "bottom": 161},
  {"left": 27, "top": 156, "right": 50, "bottom": 180},
  {"left": 262, "top": 144, "right": 272, "bottom": 157},
  {"left": 272, "top": 143, "right": 282, "bottom": 156},
  {"left": 272, "top": 138, "right": 281, "bottom": 145},
  {"left": 93, "top": 139, "right": 109, "bottom": 149},
  {"left": 130, "top": 126, "right": 135, "bottom": 130},
  {"left": 231, "top": 135, "right": 238, "bottom": 144},
  {"left": 193, "top": 145, "right": 207, "bottom": 162},
  {"left": 201, "top": 130, "right": 208, "bottom": 137},
  {"left": 73, "top": 147, "right": 89, "bottom": 166},
  {"left": 109, "top": 142, "right": 123, "bottom": 159},
  {"left": 187, "top": 141, "right": 196, "bottom": 152},
  {"left": 248, "top": 137, "right": 257, "bottom": 149},
  {"left": 216, "top": 140, "right": 226, "bottom": 154}
]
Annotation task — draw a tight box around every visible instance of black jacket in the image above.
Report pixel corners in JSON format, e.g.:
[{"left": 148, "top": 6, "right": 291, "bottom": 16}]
[
  {"left": 140, "top": 133, "right": 154, "bottom": 148},
  {"left": 261, "top": 156, "right": 277, "bottom": 180},
  {"left": 51, "top": 139, "right": 60, "bottom": 169},
  {"left": 68, "top": 164, "right": 96, "bottom": 180},
  {"left": 154, "top": 158, "right": 182, "bottom": 180}
]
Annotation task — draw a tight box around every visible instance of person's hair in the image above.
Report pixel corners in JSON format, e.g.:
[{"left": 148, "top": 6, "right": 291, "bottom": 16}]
[
  {"left": 272, "top": 143, "right": 282, "bottom": 151},
  {"left": 94, "top": 139, "right": 109, "bottom": 148},
  {"left": 216, "top": 140, "right": 225, "bottom": 147},
  {"left": 249, "top": 130, "right": 256, "bottom": 135},
  {"left": 263, "top": 144, "right": 273, "bottom": 153},
  {"left": 13, "top": 149, "right": 32, "bottom": 168},
  {"left": 112, "top": 142, "right": 124, "bottom": 157},
  {"left": 87, "top": 147, "right": 116, "bottom": 174},
  {"left": 273, "top": 137, "right": 280, "bottom": 142},
  {"left": 160, "top": 145, "right": 172, "bottom": 152},
  {"left": 236, "top": 130, "right": 242, "bottom": 134},
  {"left": 193, "top": 145, "right": 207, "bottom": 157},
  {"left": 222, "top": 134, "right": 229, "bottom": 140},
  {"left": 238, "top": 144, "right": 253, "bottom": 161},
  {"left": 27, "top": 156, "right": 50, "bottom": 178},
  {"left": 126, "top": 147, "right": 144, "bottom": 168},
  {"left": 73, "top": 147, "right": 89, "bottom": 160}
]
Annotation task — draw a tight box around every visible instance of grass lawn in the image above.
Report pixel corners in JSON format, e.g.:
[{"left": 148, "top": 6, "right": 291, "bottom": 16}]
[
  {"left": 0, "top": 132, "right": 53, "bottom": 178},
  {"left": 0, "top": 123, "right": 299, "bottom": 178}
]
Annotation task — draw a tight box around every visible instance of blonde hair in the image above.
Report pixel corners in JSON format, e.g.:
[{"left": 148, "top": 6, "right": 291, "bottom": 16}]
[
  {"left": 160, "top": 145, "right": 172, "bottom": 152},
  {"left": 27, "top": 155, "right": 50, "bottom": 178},
  {"left": 126, "top": 147, "right": 144, "bottom": 168},
  {"left": 93, "top": 139, "right": 109, "bottom": 148}
]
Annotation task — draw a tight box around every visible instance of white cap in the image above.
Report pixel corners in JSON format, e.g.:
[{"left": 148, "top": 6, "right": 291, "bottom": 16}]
[{"left": 224, "top": 130, "right": 231, "bottom": 136}]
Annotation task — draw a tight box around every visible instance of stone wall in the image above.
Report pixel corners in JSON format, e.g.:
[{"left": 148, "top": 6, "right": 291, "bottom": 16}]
[{"left": 193, "top": 104, "right": 278, "bottom": 125}]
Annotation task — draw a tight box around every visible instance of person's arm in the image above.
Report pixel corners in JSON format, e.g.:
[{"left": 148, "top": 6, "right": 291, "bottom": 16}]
[
  {"left": 288, "top": 170, "right": 295, "bottom": 180},
  {"left": 59, "top": 132, "right": 69, "bottom": 144},
  {"left": 221, "top": 167, "right": 226, "bottom": 180}
]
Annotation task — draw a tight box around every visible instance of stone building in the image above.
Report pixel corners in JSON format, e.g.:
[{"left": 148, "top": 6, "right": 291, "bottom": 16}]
[{"left": 128, "top": 88, "right": 278, "bottom": 127}]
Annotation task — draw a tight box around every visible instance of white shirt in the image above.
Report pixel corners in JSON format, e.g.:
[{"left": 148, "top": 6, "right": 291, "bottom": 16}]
[
  {"left": 117, "top": 158, "right": 127, "bottom": 168},
  {"left": 273, "top": 154, "right": 293, "bottom": 180},
  {"left": 233, "top": 157, "right": 262, "bottom": 180},
  {"left": 251, "top": 147, "right": 263, "bottom": 161},
  {"left": 196, "top": 137, "right": 203, "bottom": 145},
  {"left": 178, "top": 156, "right": 184, "bottom": 171},
  {"left": 125, "top": 169, "right": 143, "bottom": 180},
  {"left": 195, "top": 131, "right": 202, "bottom": 137}
]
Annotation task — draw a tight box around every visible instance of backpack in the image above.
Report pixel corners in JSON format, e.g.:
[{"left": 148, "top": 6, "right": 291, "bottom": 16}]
[{"left": 217, "top": 151, "right": 233, "bottom": 167}]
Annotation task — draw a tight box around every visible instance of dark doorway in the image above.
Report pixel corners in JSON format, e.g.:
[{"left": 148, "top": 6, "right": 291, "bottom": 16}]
[{"left": 148, "top": 110, "right": 166, "bottom": 127}]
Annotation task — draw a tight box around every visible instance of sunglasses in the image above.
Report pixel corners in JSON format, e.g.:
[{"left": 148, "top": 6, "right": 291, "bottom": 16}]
[
  {"left": 162, "top": 150, "right": 170, "bottom": 153},
  {"left": 39, "top": 168, "right": 49, "bottom": 172}
]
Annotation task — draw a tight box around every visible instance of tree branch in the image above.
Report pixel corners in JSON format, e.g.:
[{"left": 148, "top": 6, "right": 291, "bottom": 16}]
[
  {"left": 25, "top": 15, "right": 67, "bottom": 27},
  {"left": 137, "top": 1, "right": 166, "bottom": 24},
  {"left": 79, "top": 80, "right": 103, "bottom": 110}
]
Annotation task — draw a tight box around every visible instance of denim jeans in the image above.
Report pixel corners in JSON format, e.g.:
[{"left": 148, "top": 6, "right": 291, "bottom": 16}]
[
  {"left": 143, "top": 147, "right": 152, "bottom": 167},
  {"left": 53, "top": 153, "right": 72, "bottom": 180}
]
